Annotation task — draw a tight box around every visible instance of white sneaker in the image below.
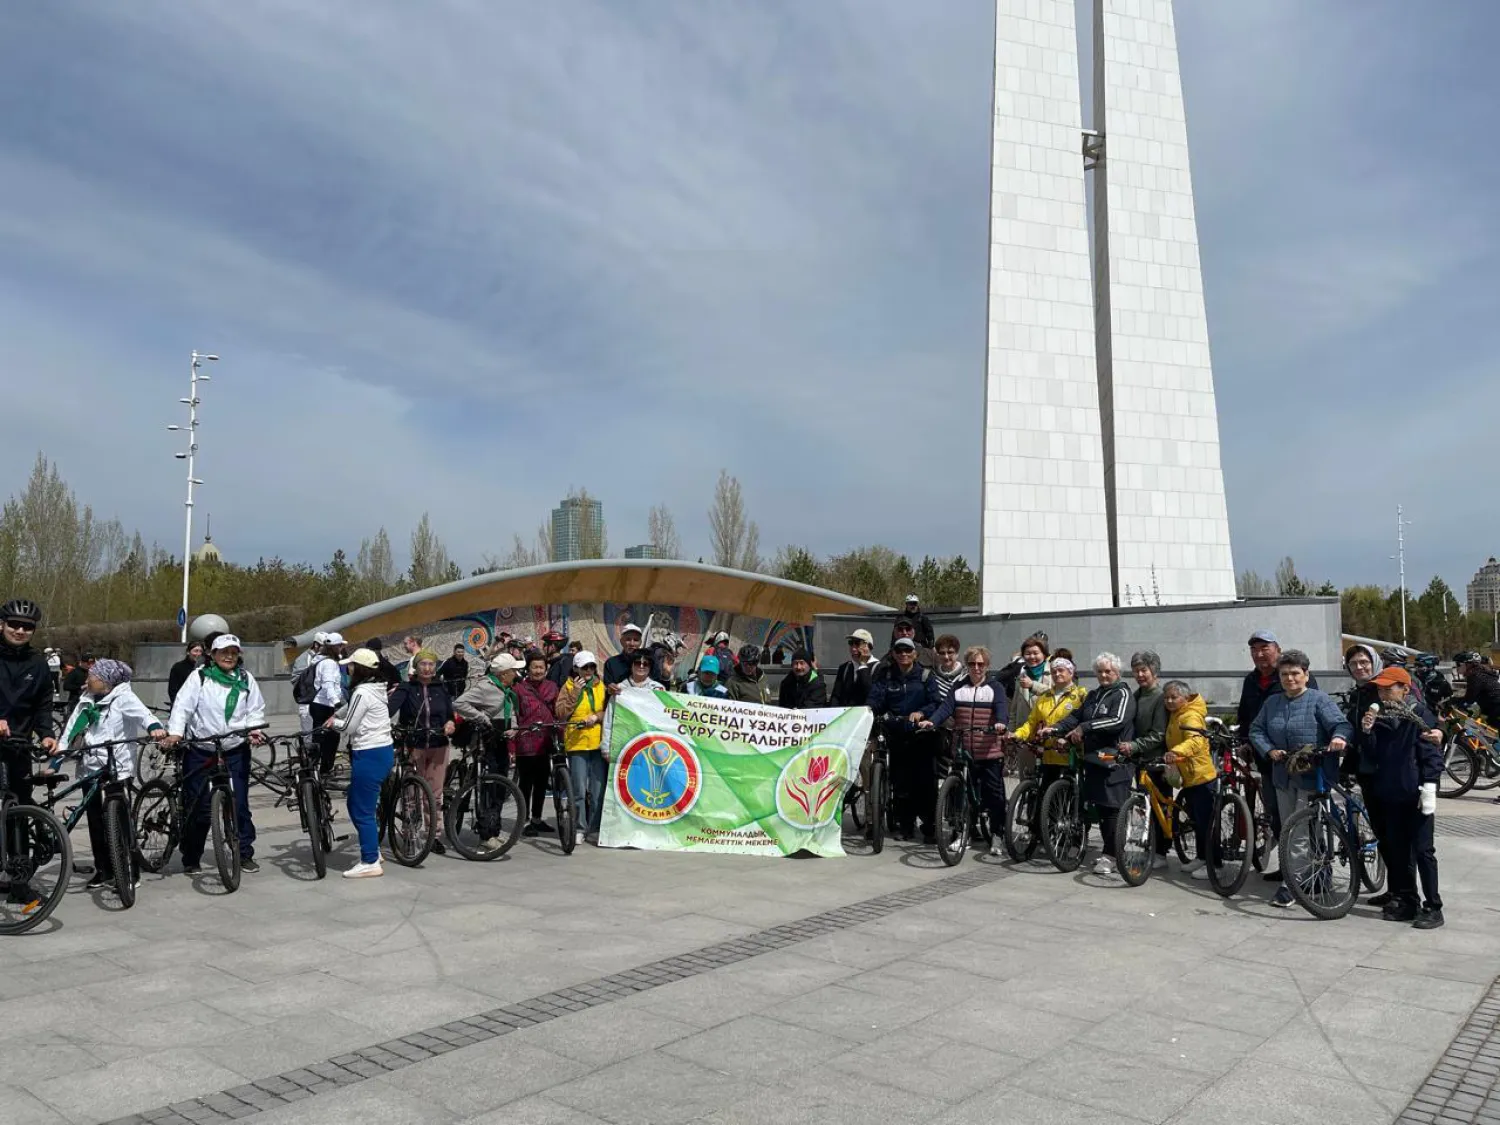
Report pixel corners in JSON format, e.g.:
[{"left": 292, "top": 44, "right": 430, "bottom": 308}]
[
  {"left": 1150, "top": 855, "right": 1168, "bottom": 871},
  {"left": 1190, "top": 865, "right": 1213, "bottom": 881},
  {"left": 989, "top": 843, "right": 1005, "bottom": 858},
  {"left": 482, "top": 837, "right": 503, "bottom": 851},
  {"left": 1093, "top": 857, "right": 1116, "bottom": 876},
  {"left": 342, "top": 861, "right": 384, "bottom": 879},
  {"left": 1181, "top": 858, "right": 1206, "bottom": 874}
]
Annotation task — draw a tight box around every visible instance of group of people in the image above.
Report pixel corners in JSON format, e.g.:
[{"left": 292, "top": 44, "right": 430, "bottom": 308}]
[{"left": 0, "top": 586, "right": 1489, "bottom": 929}]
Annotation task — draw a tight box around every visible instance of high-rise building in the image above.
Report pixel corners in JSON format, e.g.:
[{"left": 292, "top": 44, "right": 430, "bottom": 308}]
[
  {"left": 980, "top": 0, "right": 1236, "bottom": 612},
  {"left": 1468, "top": 558, "right": 1500, "bottom": 616},
  {"left": 624, "top": 544, "right": 661, "bottom": 560},
  {"left": 551, "top": 495, "right": 604, "bottom": 563}
]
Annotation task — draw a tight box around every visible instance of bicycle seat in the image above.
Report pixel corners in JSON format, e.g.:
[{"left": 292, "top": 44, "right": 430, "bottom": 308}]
[{"left": 28, "top": 773, "right": 69, "bottom": 787}]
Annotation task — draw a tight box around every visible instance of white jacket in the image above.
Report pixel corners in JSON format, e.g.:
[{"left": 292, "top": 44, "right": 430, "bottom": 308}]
[
  {"left": 312, "top": 656, "right": 345, "bottom": 708},
  {"left": 61, "top": 683, "right": 163, "bottom": 776},
  {"left": 167, "top": 666, "right": 267, "bottom": 745},
  {"left": 332, "top": 683, "right": 393, "bottom": 752}
]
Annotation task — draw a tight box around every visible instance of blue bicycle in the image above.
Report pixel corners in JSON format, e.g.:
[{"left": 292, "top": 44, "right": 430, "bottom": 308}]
[{"left": 1278, "top": 747, "right": 1384, "bottom": 919}]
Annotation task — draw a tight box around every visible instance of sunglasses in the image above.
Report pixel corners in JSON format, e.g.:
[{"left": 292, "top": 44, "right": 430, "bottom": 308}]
[
  {"left": 4, "top": 620, "right": 36, "bottom": 632},
  {"left": 965, "top": 660, "right": 987, "bottom": 667}
]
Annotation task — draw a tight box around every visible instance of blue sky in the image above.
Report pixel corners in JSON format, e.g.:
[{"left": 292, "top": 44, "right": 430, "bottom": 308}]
[{"left": 2, "top": 2, "right": 1495, "bottom": 596}]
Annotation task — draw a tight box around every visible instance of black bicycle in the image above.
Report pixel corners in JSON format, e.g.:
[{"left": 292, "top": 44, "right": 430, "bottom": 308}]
[
  {"left": 842, "top": 728, "right": 891, "bottom": 854},
  {"left": 278, "top": 732, "right": 335, "bottom": 879},
  {"left": 0, "top": 738, "right": 73, "bottom": 935},
  {"left": 932, "top": 729, "right": 998, "bottom": 866},
  {"left": 132, "top": 726, "right": 268, "bottom": 891},
  {"left": 38, "top": 736, "right": 147, "bottom": 906},
  {"left": 380, "top": 733, "right": 439, "bottom": 866},
  {"left": 441, "top": 723, "right": 525, "bottom": 861}
]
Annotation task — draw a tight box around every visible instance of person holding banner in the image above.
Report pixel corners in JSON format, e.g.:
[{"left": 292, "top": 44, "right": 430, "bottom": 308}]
[
  {"left": 555, "top": 651, "right": 609, "bottom": 844},
  {"left": 867, "top": 637, "right": 942, "bottom": 843},
  {"left": 920, "top": 645, "right": 1008, "bottom": 856},
  {"left": 686, "top": 656, "right": 729, "bottom": 698},
  {"left": 778, "top": 650, "right": 827, "bottom": 709}
]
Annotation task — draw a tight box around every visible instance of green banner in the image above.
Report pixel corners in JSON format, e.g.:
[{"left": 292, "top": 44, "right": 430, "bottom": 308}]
[{"left": 598, "top": 690, "right": 872, "bottom": 857}]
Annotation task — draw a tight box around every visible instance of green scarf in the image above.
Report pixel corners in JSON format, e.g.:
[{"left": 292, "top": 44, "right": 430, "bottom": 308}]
[
  {"left": 486, "top": 674, "right": 518, "bottom": 724},
  {"left": 68, "top": 700, "right": 104, "bottom": 743},
  {"left": 202, "top": 662, "right": 249, "bottom": 722}
]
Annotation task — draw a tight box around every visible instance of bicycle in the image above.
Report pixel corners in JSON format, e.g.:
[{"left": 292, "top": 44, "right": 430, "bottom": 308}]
[
  {"left": 441, "top": 723, "right": 525, "bottom": 861},
  {"left": 1113, "top": 751, "right": 1186, "bottom": 887},
  {"left": 1000, "top": 737, "right": 1067, "bottom": 862},
  {"left": 1175, "top": 719, "right": 1259, "bottom": 897},
  {"left": 1038, "top": 743, "right": 1095, "bottom": 872},
  {"left": 132, "top": 725, "right": 267, "bottom": 891},
  {"left": 1278, "top": 746, "right": 1368, "bottom": 920},
  {"left": 37, "top": 736, "right": 147, "bottom": 907},
  {"left": 932, "top": 729, "right": 998, "bottom": 867},
  {"left": 1434, "top": 704, "right": 1495, "bottom": 797},
  {"left": 0, "top": 738, "right": 73, "bottom": 935},
  {"left": 379, "top": 733, "right": 439, "bottom": 867},
  {"left": 277, "top": 732, "right": 336, "bottom": 879}
]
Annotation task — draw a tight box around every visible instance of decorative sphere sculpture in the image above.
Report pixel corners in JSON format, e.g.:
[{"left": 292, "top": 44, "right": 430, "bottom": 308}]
[{"left": 187, "top": 613, "right": 230, "bottom": 642}]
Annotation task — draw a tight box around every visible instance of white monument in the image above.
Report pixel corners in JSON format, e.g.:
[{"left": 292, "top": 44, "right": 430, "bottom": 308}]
[{"left": 980, "top": 0, "right": 1236, "bottom": 613}]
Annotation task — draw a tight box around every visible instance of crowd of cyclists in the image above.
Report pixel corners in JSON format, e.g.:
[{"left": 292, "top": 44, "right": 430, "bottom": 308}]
[{"left": 3, "top": 588, "right": 1499, "bottom": 932}]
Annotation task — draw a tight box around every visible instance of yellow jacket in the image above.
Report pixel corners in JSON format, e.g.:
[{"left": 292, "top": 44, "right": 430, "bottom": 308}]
[
  {"left": 555, "top": 677, "right": 606, "bottom": 753},
  {"left": 1013, "top": 684, "right": 1088, "bottom": 766},
  {"left": 1166, "top": 694, "right": 1216, "bottom": 787}
]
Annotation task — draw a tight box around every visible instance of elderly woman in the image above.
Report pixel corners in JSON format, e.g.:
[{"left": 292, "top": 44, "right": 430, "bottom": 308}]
[
  {"left": 1249, "top": 649, "right": 1352, "bottom": 907},
  {"left": 388, "top": 648, "right": 457, "bottom": 854},
  {"left": 511, "top": 652, "right": 560, "bottom": 836},
  {"left": 1009, "top": 634, "right": 1052, "bottom": 732},
  {"left": 1120, "top": 651, "right": 1170, "bottom": 866},
  {"left": 1162, "top": 679, "right": 1217, "bottom": 879},
  {"left": 921, "top": 646, "right": 1009, "bottom": 857},
  {"left": 1341, "top": 643, "right": 1382, "bottom": 779},
  {"left": 1042, "top": 652, "right": 1136, "bottom": 877},
  {"left": 1011, "top": 654, "right": 1088, "bottom": 797},
  {"left": 455, "top": 653, "right": 526, "bottom": 850}
]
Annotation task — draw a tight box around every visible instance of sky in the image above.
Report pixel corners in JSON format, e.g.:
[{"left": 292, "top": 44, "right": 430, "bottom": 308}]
[{"left": 1, "top": 1, "right": 1496, "bottom": 598}]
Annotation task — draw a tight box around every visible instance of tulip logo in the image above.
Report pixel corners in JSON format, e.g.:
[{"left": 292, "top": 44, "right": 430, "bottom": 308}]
[{"left": 776, "top": 745, "right": 850, "bottom": 830}]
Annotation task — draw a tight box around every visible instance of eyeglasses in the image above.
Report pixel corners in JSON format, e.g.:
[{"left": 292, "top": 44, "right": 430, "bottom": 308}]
[
  {"left": 4, "top": 620, "right": 36, "bottom": 632},
  {"left": 965, "top": 660, "right": 987, "bottom": 667}
]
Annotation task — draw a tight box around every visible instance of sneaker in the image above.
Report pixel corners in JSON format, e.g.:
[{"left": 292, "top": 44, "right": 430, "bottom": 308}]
[
  {"left": 181, "top": 862, "right": 202, "bottom": 875},
  {"left": 6, "top": 884, "right": 42, "bottom": 911},
  {"left": 1413, "top": 907, "right": 1446, "bottom": 930},
  {"left": 1150, "top": 855, "right": 1168, "bottom": 871},
  {"left": 240, "top": 858, "right": 260, "bottom": 874},
  {"left": 989, "top": 843, "right": 1005, "bottom": 858},
  {"left": 431, "top": 840, "right": 446, "bottom": 856},
  {"left": 522, "top": 823, "right": 540, "bottom": 838},
  {"left": 1190, "top": 865, "right": 1213, "bottom": 881},
  {"left": 342, "top": 861, "right": 384, "bottom": 879},
  {"left": 1381, "top": 901, "right": 1419, "bottom": 923},
  {"left": 1366, "top": 892, "right": 1394, "bottom": 908},
  {"left": 534, "top": 820, "right": 554, "bottom": 834},
  {"left": 1092, "top": 857, "right": 1116, "bottom": 876},
  {"left": 1262, "top": 869, "right": 1283, "bottom": 883},
  {"left": 1180, "top": 858, "right": 1206, "bottom": 874},
  {"left": 584, "top": 832, "right": 599, "bottom": 846},
  {"left": 1270, "top": 886, "right": 1294, "bottom": 908},
  {"left": 85, "top": 873, "right": 108, "bottom": 890},
  {"left": 482, "top": 837, "right": 503, "bottom": 851}
]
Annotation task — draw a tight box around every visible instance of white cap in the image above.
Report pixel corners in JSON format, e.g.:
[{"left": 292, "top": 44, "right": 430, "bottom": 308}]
[
  {"left": 620, "top": 623, "right": 643, "bottom": 637},
  {"left": 324, "top": 631, "right": 346, "bottom": 645},
  {"left": 340, "top": 647, "right": 379, "bottom": 669},
  {"left": 847, "top": 629, "right": 875, "bottom": 646},
  {"left": 715, "top": 631, "right": 730, "bottom": 643},
  {"left": 906, "top": 593, "right": 919, "bottom": 603},
  {"left": 313, "top": 631, "right": 328, "bottom": 645},
  {"left": 211, "top": 634, "right": 243, "bottom": 652},
  {"left": 574, "top": 650, "right": 599, "bottom": 669},
  {"left": 489, "top": 653, "right": 526, "bottom": 673}
]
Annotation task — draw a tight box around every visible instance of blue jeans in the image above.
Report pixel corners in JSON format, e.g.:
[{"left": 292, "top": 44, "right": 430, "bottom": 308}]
[
  {"left": 568, "top": 750, "right": 607, "bottom": 835},
  {"left": 348, "top": 746, "right": 394, "bottom": 864},
  {"left": 181, "top": 742, "right": 255, "bottom": 864}
]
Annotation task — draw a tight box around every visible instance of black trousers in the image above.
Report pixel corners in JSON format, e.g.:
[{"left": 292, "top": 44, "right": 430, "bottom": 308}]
[
  {"left": 889, "top": 729, "right": 938, "bottom": 836},
  {"left": 1, "top": 742, "right": 33, "bottom": 861},
  {"left": 516, "top": 755, "right": 549, "bottom": 821},
  {"left": 1146, "top": 764, "right": 1173, "bottom": 856},
  {"left": 309, "top": 703, "right": 339, "bottom": 773},
  {"left": 973, "top": 758, "right": 1007, "bottom": 832},
  {"left": 83, "top": 787, "right": 139, "bottom": 881},
  {"left": 1368, "top": 798, "right": 1442, "bottom": 910}
]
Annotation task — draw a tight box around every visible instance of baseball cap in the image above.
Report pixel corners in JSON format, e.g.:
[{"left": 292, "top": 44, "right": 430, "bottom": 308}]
[
  {"left": 847, "top": 628, "right": 875, "bottom": 646},
  {"left": 699, "top": 655, "right": 721, "bottom": 675},
  {"left": 489, "top": 653, "right": 526, "bottom": 673},
  {"left": 340, "top": 647, "right": 379, "bottom": 669},
  {"left": 1248, "top": 630, "right": 1278, "bottom": 646},
  {"left": 313, "top": 631, "right": 328, "bottom": 645},
  {"left": 210, "top": 634, "right": 243, "bottom": 652},
  {"left": 620, "top": 623, "right": 642, "bottom": 637},
  {"left": 323, "top": 631, "right": 346, "bottom": 645},
  {"left": 893, "top": 637, "right": 917, "bottom": 652},
  {"left": 1369, "top": 666, "right": 1412, "bottom": 688},
  {"left": 573, "top": 650, "right": 599, "bottom": 669}
]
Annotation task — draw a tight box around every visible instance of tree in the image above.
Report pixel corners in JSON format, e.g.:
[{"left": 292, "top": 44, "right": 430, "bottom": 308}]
[
  {"left": 355, "top": 528, "right": 397, "bottom": 604},
  {"left": 1274, "top": 557, "right": 1309, "bottom": 597},
  {"left": 647, "top": 505, "right": 682, "bottom": 560},
  {"left": 773, "top": 545, "right": 824, "bottom": 587},
  {"left": 1237, "top": 569, "right": 1275, "bottom": 597},
  {"left": 407, "top": 513, "right": 455, "bottom": 590},
  {"left": 708, "top": 471, "right": 760, "bottom": 571},
  {"left": 1314, "top": 580, "right": 1338, "bottom": 597}
]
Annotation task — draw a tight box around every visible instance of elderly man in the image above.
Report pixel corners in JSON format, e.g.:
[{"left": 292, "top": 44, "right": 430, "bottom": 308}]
[
  {"left": 832, "top": 629, "right": 880, "bottom": 707},
  {"left": 779, "top": 650, "right": 827, "bottom": 709},
  {"left": 868, "top": 637, "right": 941, "bottom": 843},
  {"left": 879, "top": 618, "right": 936, "bottom": 672},
  {"left": 726, "top": 645, "right": 773, "bottom": 705},
  {"left": 1235, "top": 629, "right": 1318, "bottom": 878}
]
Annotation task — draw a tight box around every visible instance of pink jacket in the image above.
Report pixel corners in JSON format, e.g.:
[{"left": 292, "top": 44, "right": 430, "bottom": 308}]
[{"left": 513, "top": 678, "right": 559, "bottom": 758}]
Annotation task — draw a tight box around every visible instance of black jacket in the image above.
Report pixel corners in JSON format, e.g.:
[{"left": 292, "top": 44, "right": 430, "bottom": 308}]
[
  {"left": 1053, "top": 680, "right": 1136, "bottom": 809},
  {"left": 779, "top": 671, "right": 828, "bottom": 710},
  {"left": 546, "top": 654, "right": 571, "bottom": 690},
  {"left": 437, "top": 656, "right": 469, "bottom": 696},
  {"left": 62, "top": 663, "right": 91, "bottom": 707},
  {"left": 891, "top": 612, "right": 936, "bottom": 650},
  {"left": 0, "top": 641, "right": 55, "bottom": 740},
  {"left": 1358, "top": 699, "right": 1441, "bottom": 803},
  {"left": 832, "top": 660, "right": 876, "bottom": 707},
  {"left": 603, "top": 651, "right": 639, "bottom": 688},
  {"left": 1462, "top": 665, "right": 1500, "bottom": 726},
  {"left": 167, "top": 656, "right": 201, "bottom": 704},
  {"left": 1235, "top": 669, "right": 1319, "bottom": 734},
  {"left": 387, "top": 680, "right": 455, "bottom": 749}
]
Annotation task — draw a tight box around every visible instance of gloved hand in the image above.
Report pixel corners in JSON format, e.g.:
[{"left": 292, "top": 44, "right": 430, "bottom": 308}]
[{"left": 1419, "top": 782, "right": 1438, "bottom": 816}]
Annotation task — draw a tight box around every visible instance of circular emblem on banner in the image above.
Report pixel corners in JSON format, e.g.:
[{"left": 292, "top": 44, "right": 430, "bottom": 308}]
[
  {"left": 775, "top": 744, "right": 851, "bottom": 830},
  {"left": 464, "top": 624, "right": 490, "bottom": 653},
  {"left": 615, "top": 733, "right": 703, "bottom": 824}
]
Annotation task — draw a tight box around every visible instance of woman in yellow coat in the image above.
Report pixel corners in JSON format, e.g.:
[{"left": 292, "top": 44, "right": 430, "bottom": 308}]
[
  {"left": 1162, "top": 680, "right": 1218, "bottom": 879},
  {"left": 1011, "top": 655, "right": 1088, "bottom": 795}
]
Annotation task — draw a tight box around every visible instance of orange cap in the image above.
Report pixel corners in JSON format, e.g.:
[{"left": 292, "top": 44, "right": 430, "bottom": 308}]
[{"left": 1369, "top": 666, "right": 1411, "bottom": 688}]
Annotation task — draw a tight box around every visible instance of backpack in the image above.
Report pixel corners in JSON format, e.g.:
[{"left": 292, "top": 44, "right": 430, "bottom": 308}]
[{"left": 292, "top": 657, "right": 322, "bottom": 705}]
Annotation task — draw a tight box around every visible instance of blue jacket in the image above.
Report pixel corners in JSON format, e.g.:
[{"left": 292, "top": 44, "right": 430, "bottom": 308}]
[
  {"left": 1249, "top": 688, "right": 1353, "bottom": 791},
  {"left": 867, "top": 663, "right": 939, "bottom": 732},
  {"left": 1358, "top": 700, "right": 1442, "bottom": 803}
]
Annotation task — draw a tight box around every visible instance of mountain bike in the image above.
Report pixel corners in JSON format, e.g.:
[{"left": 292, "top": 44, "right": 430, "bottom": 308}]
[
  {"left": 277, "top": 732, "right": 335, "bottom": 878},
  {"left": 1435, "top": 704, "right": 1496, "bottom": 797},
  {"left": 544, "top": 727, "right": 578, "bottom": 856},
  {"left": 38, "top": 736, "right": 147, "bottom": 907},
  {"left": 1113, "top": 751, "right": 1183, "bottom": 887},
  {"left": 132, "top": 726, "right": 267, "bottom": 891},
  {"left": 380, "top": 734, "right": 439, "bottom": 867},
  {"left": 1177, "top": 718, "right": 1258, "bottom": 897},
  {"left": 442, "top": 724, "right": 525, "bottom": 861},
  {"left": 0, "top": 738, "right": 73, "bottom": 935},
  {"left": 1001, "top": 737, "right": 1067, "bottom": 862},
  {"left": 1278, "top": 747, "right": 1365, "bottom": 920},
  {"left": 933, "top": 734, "right": 979, "bottom": 867},
  {"left": 1039, "top": 744, "right": 1094, "bottom": 872}
]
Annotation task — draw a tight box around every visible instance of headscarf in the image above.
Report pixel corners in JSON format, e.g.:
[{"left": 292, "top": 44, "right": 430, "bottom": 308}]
[
  {"left": 412, "top": 649, "right": 441, "bottom": 672},
  {"left": 1049, "top": 657, "right": 1075, "bottom": 676},
  {"left": 91, "top": 658, "right": 133, "bottom": 690},
  {"left": 1343, "top": 644, "right": 1383, "bottom": 678}
]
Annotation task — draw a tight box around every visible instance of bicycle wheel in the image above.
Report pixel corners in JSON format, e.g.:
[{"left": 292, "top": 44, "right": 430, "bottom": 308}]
[
  {"left": 387, "top": 775, "right": 437, "bottom": 867},
  {"left": 1170, "top": 795, "right": 1199, "bottom": 865},
  {"left": 1206, "top": 791, "right": 1254, "bottom": 898},
  {"left": 1438, "top": 739, "right": 1478, "bottom": 798},
  {"left": 1279, "top": 803, "right": 1357, "bottom": 920},
  {"left": 1353, "top": 804, "right": 1385, "bottom": 894},
  {"left": 1471, "top": 745, "right": 1500, "bottom": 791},
  {"left": 133, "top": 779, "right": 180, "bottom": 873},
  {"left": 1114, "top": 792, "right": 1155, "bottom": 886},
  {"left": 134, "top": 741, "right": 170, "bottom": 785},
  {"left": 447, "top": 774, "right": 524, "bottom": 860},
  {"left": 300, "top": 779, "right": 326, "bottom": 879},
  {"left": 1249, "top": 789, "right": 1273, "bottom": 872},
  {"left": 843, "top": 784, "right": 866, "bottom": 832},
  {"left": 934, "top": 775, "right": 969, "bottom": 867},
  {"left": 210, "top": 787, "right": 241, "bottom": 892},
  {"left": 1003, "top": 777, "right": 1040, "bottom": 861},
  {"left": 105, "top": 795, "right": 136, "bottom": 908},
  {"left": 1041, "top": 778, "right": 1084, "bottom": 872},
  {"left": 866, "top": 761, "right": 886, "bottom": 855},
  {"left": 0, "top": 804, "right": 73, "bottom": 935},
  {"left": 552, "top": 764, "right": 577, "bottom": 855}
]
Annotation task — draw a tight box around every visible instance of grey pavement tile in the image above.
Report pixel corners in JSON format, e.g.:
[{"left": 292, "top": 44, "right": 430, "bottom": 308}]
[
  {"left": 907, "top": 997, "right": 1098, "bottom": 1058},
  {"left": 787, "top": 928, "right": 926, "bottom": 972},
  {"left": 837, "top": 959, "right": 1002, "bottom": 1011},
  {"left": 206, "top": 939, "right": 352, "bottom": 986},
  {"left": 328, "top": 983, "right": 504, "bottom": 1040},
  {"left": 0, "top": 1083, "right": 70, "bottom": 1125},
  {"left": 1073, "top": 1009, "right": 1263, "bottom": 1078},
  {"left": 1178, "top": 1056, "right": 1404, "bottom": 1125},
  {"left": 827, "top": 1030, "right": 1030, "bottom": 1102},
  {"left": 251, "top": 1080, "right": 456, "bottom": 1124},
  {"left": 760, "top": 982, "right": 933, "bottom": 1044},
  {"left": 1328, "top": 966, "right": 1487, "bottom": 1016},
  {"left": 1252, "top": 1013, "right": 1452, "bottom": 1096},
  {"left": 1360, "top": 950, "right": 1500, "bottom": 986},
  {"left": 1008, "top": 1053, "right": 1210, "bottom": 1124},
  {"left": 949, "top": 1082, "right": 1154, "bottom": 1124},
  {"left": 375, "top": 1037, "right": 590, "bottom": 1118},
  {"left": 200, "top": 970, "right": 370, "bottom": 1025},
  {"left": 55, "top": 999, "right": 254, "bottom": 1054},
  {"left": 517, "top": 1004, "right": 697, "bottom": 1066},
  {"left": 19, "top": 1049, "right": 245, "bottom": 1124},
  {"left": 661, "top": 1013, "right": 856, "bottom": 1079},
  {"left": 1309, "top": 990, "right": 1470, "bottom": 1049},
  {"left": 1135, "top": 978, "right": 1306, "bottom": 1038},
  {"left": 0, "top": 1033, "right": 108, "bottom": 1083},
  {"left": 548, "top": 1051, "right": 754, "bottom": 1125},
  {"left": 459, "top": 1095, "right": 613, "bottom": 1125},
  {"left": 695, "top": 1067, "right": 935, "bottom": 1125}
]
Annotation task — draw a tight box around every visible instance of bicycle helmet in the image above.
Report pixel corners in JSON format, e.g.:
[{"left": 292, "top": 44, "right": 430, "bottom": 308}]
[
  {"left": 1453, "top": 651, "right": 1482, "bottom": 667},
  {"left": 0, "top": 598, "right": 42, "bottom": 624},
  {"left": 1380, "top": 648, "right": 1408, "bottom": 667},
  {"left": 1414, "top": 652, "right": 1440, "bottom": 668}
]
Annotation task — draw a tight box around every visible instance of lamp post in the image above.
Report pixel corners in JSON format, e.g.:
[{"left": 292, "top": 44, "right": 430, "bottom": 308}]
[
  {"left": 167, "top": 352, "right": 218, "bottom": 641},
  {"left": 1389, "top": 505, "right": 1410, "bottom": 647}
]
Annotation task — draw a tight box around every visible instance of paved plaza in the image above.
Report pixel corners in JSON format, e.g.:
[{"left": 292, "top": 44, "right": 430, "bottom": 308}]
[{"left": 7, "top": 781, "right": 1500, "bottom": 1125}]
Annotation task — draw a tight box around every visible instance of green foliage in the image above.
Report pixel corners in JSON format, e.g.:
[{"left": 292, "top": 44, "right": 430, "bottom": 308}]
[{"left": 771, "top": 544, "right": 979, "bottom": 608}]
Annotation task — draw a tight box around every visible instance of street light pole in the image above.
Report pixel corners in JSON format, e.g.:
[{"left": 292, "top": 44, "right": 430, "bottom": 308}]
[
  {"left": 1389, "top": 505, "right": 1410, "bottom": 647},
  {"left": 168, "top": 352, "right": 218, "bottom": 641}
]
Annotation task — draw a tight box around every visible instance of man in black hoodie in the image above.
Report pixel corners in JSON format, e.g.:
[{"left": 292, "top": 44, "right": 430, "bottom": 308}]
[
  {"left": 437, "top": 644, "right": 470, "bottom": 699},
  {"left": 0, "top": 598, "right": 59, "bottom": 906}
]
